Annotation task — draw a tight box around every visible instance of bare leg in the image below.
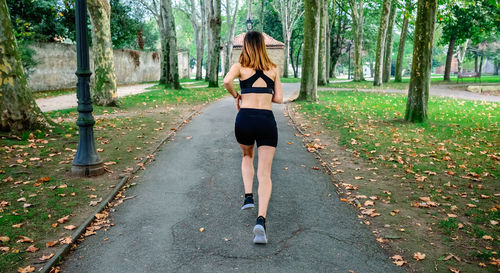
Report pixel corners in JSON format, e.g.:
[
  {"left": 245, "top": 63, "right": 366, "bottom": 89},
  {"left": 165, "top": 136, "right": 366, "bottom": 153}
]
[
  {"left": 239, "top": 144, "right": 255, "bottom": 194},
  {"left": 256, "top": 145, "right": 276, "bottom": 218}
]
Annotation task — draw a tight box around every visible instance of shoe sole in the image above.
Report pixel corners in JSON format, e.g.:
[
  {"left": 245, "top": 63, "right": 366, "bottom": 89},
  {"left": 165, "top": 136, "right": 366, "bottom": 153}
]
[
  {"left": 241, "top": 203, "right": 255, "bottom": 210},
  {"left": 253, "top": 224, "right": 267, "bottom": 244}
]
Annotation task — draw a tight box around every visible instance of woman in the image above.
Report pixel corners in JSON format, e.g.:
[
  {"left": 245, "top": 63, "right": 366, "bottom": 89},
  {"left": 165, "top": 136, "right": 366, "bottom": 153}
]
[{"left": 223, "top": 31, "right": 283, "bottom": 244}]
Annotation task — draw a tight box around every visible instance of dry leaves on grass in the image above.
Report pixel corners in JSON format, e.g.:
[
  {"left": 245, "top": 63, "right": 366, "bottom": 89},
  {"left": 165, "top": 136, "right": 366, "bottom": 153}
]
[
  {"left": 39, "top": 253, "right": 54, "bottom": 261},
  {"left": 391, "top": 255, "right": 407, "bottom": 266},
  {"left": 16, "top": 236, "right": 34, "bottom": 243},
  {"left": 46, "top": 241, "right": 58, "bottom": 247},
  {"left": 0, "top": 236, "right": 10, "bottom": 242},
  {"left": 57, "top": 215, "right": 69, "bottom": 224},
  {"left": 25, "top": 245, "right": 39, "bottom": 253},
  {"left": 17, "top": 265, "right": 35, "bottom": 273},
  {"left": 413, "top": 252, "right": 426, "bottom": 261}
]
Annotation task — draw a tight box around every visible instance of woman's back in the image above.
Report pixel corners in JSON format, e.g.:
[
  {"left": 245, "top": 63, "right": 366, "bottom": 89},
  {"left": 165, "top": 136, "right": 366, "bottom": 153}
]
[{"left": 238, "top": 66, "right": 278, "bottom": 110}]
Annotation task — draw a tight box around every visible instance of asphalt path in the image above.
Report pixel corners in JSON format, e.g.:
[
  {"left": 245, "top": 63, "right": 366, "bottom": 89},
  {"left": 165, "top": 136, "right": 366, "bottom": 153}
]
[{"left": 62, "top": 83, "right": 403, "bottom": 273}]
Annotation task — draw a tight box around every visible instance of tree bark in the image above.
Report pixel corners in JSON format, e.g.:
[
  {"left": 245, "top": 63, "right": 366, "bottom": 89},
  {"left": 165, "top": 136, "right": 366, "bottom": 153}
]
[
  {"left": 204, "top": 0, "right": 211, "bottom": 82},
  {"left": 348, "top": 0, "right": 365, "bottom": 81},
  {"left": 494, "top": 60, "right": 499, "bottom": 75},
  {"left": 456, "top": 40, "right": 469, "bottom": 74},
  {"left": 297, "top": 0, "right": 320, "bottom": 101},
  {"left": 373, "top": 0, "right": 392, "bottom": 86},
  {"left": 317, "top": 0, "right": 328, "bottom": 85},
  {"left": 443, "top": 33, "right": 456, "bottom": 81},
  {"left": 88, "top": 0, "right": 119, "bottom": 106},
  {"left": 207, "top": 0, "right": 221, "bottom": 87},
  {"left": 474, "top": 53, "right": 478, "bottom": 73},
  {"left": 395, "top": 0, "right": 410, "bottom": 82},
  {"left": 382, "top": 0, "right": 397, "bottom": 83},
  {"left": 0, "top": 0, "right": 49, "bottom": 131},
  {"left": 404, "top": 0, "right": 437, "bottom": 123},
  {"left": 162, "top": 0, "right": 180, "bottom": 89},
  {"left": 224, "top": 0, "right": 239, "bottom": 75},
  {"left": 478, "top": 54, "right": 484, "bottom": 75}
]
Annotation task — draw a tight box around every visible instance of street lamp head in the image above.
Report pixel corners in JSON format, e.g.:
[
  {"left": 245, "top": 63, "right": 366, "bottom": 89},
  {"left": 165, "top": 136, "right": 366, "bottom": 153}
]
[{"left": 246, "top": 18, "right": 253, "bottom": 31}]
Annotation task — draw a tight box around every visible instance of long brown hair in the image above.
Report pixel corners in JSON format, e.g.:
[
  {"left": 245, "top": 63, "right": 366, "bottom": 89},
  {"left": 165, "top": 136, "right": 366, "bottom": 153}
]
[{"left": 239, "top": 31, "right": 276, "bottom": 71}]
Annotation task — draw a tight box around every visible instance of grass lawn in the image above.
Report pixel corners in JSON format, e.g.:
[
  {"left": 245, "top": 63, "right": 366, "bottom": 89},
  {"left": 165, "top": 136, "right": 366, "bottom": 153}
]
[
  {"left": 0, "top": 85, "right": 229, "bottom": 272},
  {"left": 326, "top": 75, "right": 500, "bottom": 90},
  {"left": 292, "top": 91, "right": 499, "bottom": 272}
]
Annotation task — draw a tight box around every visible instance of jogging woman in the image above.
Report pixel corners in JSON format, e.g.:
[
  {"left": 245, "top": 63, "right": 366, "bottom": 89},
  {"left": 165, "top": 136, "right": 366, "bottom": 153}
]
[{"left": 223, "top": 31, "right": 283, "bottom": 244}]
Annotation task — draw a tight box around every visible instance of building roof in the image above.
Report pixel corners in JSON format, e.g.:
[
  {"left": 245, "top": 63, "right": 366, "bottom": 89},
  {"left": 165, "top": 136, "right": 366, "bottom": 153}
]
[{"left": 233, "top": 32, "right": 285, "bottom": 49}]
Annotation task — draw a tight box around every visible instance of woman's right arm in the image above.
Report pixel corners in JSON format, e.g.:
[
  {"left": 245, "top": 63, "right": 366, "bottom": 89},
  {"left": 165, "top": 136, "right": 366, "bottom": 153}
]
[
  {"left": 223, "top": 63, "right": 241, "bottom": 98},
  {"left": 272, "top": 67, "right": 283, "bottom": 104}
]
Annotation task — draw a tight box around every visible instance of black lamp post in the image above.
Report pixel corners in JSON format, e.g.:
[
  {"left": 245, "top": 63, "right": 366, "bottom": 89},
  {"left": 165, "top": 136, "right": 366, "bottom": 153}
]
[
  {"left": 347, "top": 40, "right": 352, "bottom": 80},
  {"left": 246, "top": 18, "right": 253, "bottom": 31},
  {"left": 72, "top": 0, "right": 104, "bottom": 176}
]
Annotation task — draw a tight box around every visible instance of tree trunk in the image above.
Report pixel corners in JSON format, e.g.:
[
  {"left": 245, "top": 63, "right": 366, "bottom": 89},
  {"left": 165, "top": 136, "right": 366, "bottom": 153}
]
[
  {"left": 456, "top": 39, "right": 469, "bottom": 74},
  {"left": 382, "top": 0, "right": 397, "bottom": 83},
  {"left": 224, "top": 0, "right": 239, "bottom": 75},
  {"left": 405, "top": 0, "right": 437, "bottom": 123},
  {"left": 294, "top": 42, "right": 302, "bottom": 78},
  {"left": 474, "top": 53, "right": 478, "bottom": 73},
  {"left": 204, "top": 0, "right": 211, "bottom": 82},
  {"left": 494, "top": 60, "right": 499, "bottom": 75},
  {"left": 297, "top": 0, "right": 320, "bottom": 101},
  {"left": 0, "top": 0, "right": 49, "bottom": 131},
  {"left": 162, "top": 0, "right": 180, "bottom": 89},
  {"left": 349, "top": 0, "right": 364, "bottom": 81},
  {"left": 443, "top": 33, "right": 456, "bottom": 81},
  {"left": 326, "top": 14, "right": 330, "bottom": 81},
  {"left": 395, "top": 0, "right": 410, "bottom": 82},
  {"left": 290, "top": 38, "right": 297, "bottom": 77},
  {"left": 207, "top": 0, "right": 221, "bottom": 87},
  {"left": 88, "top": 0, "right": 119, "bottom": 106},
  {"left": 317, "top": 0, "right": 328, "bottom": 86},
  {"left": 373, "top": 0, "right": 392, "bottom": 86},
  {"left": 478, "top": 54, "right": 484, "bottom": 75}
]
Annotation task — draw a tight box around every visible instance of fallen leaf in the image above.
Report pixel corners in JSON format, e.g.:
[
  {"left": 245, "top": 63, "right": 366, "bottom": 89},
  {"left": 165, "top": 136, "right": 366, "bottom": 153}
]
[
  {"left": 0, "top": 246, "right": 10, "bottom": 252},
  {"left": 46, "top": 241, "right": 58, "bottom": 247},
  {"left": 199, "top": 227, "right": 205, "bottom": 232},
  {"left": 23, "top": 203, "right": 32, "bottom": 208},
  {"left": 26, "top": 245, "right": 39, "bottom": 253},
  {"left": 12, "top": 223, "right": 23, "bottom": 228},
  {"left": 16, "top": 236, "right": 34, "bottom": 243},
  {"left": 482, "top": 235, "right": 493, "bottom": 240},
  {"left": 354, "top": 176, "right": 363, "bottom": 180},
  {"left": 17, "top": 265, "right": 35, "bottom": 273},
  {"left": 57, "top": 215, "right": 69, "bottom": 224},
  {"left": 449, "top": 267, "right": 460, "bottom": 273},
  {"left": 0, "top": 236, "right": 10, "bottom": 242},
  {"left": 58, "top": 184, "right": 67, "bottom": 189},
  {"left": 36, "top": 177, "right": 50, "bottom": 182},
  {"left": 364, "top": 200, "right": 374, "bottom": 206},
  {"left": 39, "top": 253, "right": 54, "bottom": 261},
  {"left": 17, "top": 197, "right": 26, "bottom": 202},
  {"left": 413, "top": 252, "right": 426, "bottom": 261},
  {"left": 59, "top": 236, "right": 72, "bottom": 245},
  {"left": 64, "top": 225, "right": 77, "bottom": 230}
]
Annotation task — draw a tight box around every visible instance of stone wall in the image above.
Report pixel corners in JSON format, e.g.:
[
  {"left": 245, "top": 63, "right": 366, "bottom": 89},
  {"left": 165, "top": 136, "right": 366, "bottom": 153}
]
[{"left": 27, "top": 42, "right": 189, "bottom": 92}]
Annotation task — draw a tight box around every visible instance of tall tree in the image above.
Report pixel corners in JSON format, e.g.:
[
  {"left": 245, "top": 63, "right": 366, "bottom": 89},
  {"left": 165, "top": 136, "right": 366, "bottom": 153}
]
[
  {"left": 317, "top": 0, "right": 328, "bottom": 85},
  {"left": 162, "top": 0, "right": 180, "bottom": 89},
  {"left": 297, "top": 0, "right": 320, "bottom": 101},
  {"left": 271, "top": 0, "right": 304, "bottom": 78},
  {"left": 348, "top": 0, "right": 365, "bottom": 81},
  {"left": 178, "top": 0, "right": 205, "bottom": 80},
  {"left": 382, "top": 0, "right": 397, "bottom": 83},
  {"left": 394, "top": 0, "right": 412, "bottom": 82},
  {"left": 373, "top": 0, "right": 392, "bottom": 86},
  {"left": 223, "top": 0, "right": 239, "bottom": 75},
  {"left": 87, "top": 0, "right": 119, "bottom": 106},
  {"left": 139, "top": 0, "right": 166, "bottom": 83},
  {"left": 329, "top": 1, "right": 348, "bottom": 78},
  {"left": 0, "top": 0, "right": 49, "bottom": 131},
  {"left": 206, "top": 0, "right": 221, "bottom": 87},
  {"left": 404, "top": 0, "right": 437, "bottom": 123}
]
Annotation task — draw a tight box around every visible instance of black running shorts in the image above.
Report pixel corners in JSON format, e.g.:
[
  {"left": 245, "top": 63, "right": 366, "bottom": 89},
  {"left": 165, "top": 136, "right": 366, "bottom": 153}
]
[{"left": 235, "top": 108, "right": 278, "bottom": 147}]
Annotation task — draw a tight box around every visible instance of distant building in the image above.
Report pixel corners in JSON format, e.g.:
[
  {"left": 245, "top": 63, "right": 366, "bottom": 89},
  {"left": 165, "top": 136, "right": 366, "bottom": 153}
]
[{"left": 222, "top": 32, "right": 285, "bottom": 76}]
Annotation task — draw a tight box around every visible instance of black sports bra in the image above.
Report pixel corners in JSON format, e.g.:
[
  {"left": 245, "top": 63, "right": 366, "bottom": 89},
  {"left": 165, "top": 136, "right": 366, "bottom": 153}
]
[{"left": 239, "top": 70, "right": 275, "bottom": 95}]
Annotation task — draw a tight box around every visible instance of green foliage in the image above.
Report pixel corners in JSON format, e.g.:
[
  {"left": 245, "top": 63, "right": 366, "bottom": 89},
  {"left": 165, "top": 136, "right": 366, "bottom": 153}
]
[{"left": 110, "top": 0, "right": 159, "bottom": 50}]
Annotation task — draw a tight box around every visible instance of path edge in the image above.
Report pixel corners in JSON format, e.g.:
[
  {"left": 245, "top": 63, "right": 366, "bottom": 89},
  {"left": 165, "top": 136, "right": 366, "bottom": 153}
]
[{"left": 39, "top": 110, "right": 199, "bottom": 273}]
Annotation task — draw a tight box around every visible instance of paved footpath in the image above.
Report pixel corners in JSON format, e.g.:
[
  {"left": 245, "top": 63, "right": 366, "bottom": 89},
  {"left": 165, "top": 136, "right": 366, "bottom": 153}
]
[
  {"left": 62, "top": 83, "right": 403, "bottom": 273},
  {"left": 36, "top": 83, "right": 156, "bottom": 112}
]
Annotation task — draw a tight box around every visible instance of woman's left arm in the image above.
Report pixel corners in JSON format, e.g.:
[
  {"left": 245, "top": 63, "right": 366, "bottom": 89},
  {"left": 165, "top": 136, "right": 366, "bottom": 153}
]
[{"left": 272, "top": 67, "right": 283, "bottom": 104}]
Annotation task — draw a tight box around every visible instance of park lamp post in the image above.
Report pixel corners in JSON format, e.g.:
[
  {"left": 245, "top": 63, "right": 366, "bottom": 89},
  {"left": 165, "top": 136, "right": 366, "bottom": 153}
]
[
  {"left": 246, "top": 18, "right": 253, "bottom": 31},
  {"left": 72, "top": 0, "right": 104, "bottom": 176},
  {"left": 347, "top": 40, "right": 352, "bottom": 80}
]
